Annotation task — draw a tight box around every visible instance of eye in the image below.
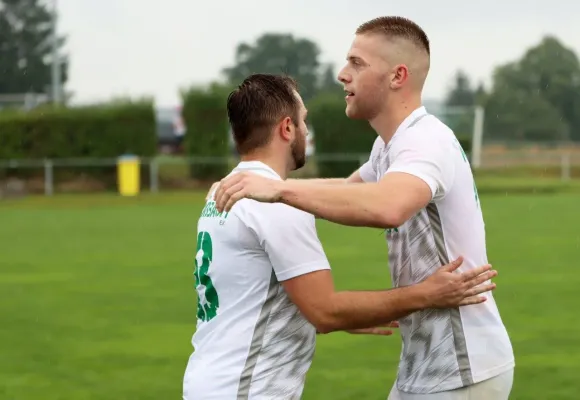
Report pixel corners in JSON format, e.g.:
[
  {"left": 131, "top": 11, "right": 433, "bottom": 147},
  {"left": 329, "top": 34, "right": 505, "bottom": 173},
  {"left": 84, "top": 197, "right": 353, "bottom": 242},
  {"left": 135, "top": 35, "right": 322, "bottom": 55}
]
[{"left": 350, "top": 58, "right": 361, "bottom": 66}]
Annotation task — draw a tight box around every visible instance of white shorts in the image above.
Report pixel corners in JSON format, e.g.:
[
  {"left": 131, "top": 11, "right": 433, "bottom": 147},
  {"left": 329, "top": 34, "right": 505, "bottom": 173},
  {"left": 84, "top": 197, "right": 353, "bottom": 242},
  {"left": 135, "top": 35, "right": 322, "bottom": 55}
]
[{"left": 387, "top": 369, "right": 514, "bottom": 400}]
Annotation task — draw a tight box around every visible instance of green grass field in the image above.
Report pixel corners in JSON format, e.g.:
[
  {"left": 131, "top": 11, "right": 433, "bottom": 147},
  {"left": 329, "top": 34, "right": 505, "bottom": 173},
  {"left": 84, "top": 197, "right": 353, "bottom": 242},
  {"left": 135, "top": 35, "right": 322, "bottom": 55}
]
[{"left": 1, "top": 191, "right": 579, "bottom": 399}]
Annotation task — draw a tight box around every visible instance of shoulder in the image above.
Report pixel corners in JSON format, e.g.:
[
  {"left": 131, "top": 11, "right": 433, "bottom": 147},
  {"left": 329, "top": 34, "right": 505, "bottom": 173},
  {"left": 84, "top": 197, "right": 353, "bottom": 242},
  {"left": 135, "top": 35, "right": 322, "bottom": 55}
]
[
  {"left": 371, "top": 136, "right": 385, "bottom": 151},
  {"left": 370, "top": 136, "right": 385, "bottom": 157},
  {"left": 390, "top": 116, "right": 455, "bottom": 155},
  {"left": 234, "top": 198, "right": 315, "bottom": 231},
  {"left": 367, "top": 136, "right": 385, "bottom": 171},
  {"left": 256, "top": 201, "right": 314, "bottom": 221},
  {"left": 407, "top": 115, "right": 454, "bottom": 142}
]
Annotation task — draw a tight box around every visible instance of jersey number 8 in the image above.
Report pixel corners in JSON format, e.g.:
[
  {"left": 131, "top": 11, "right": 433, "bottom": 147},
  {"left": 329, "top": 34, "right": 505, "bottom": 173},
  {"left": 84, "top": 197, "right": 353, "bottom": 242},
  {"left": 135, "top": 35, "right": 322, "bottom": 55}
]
[{"left": 194, "top": 231, "right": 220, "bottom": 322}]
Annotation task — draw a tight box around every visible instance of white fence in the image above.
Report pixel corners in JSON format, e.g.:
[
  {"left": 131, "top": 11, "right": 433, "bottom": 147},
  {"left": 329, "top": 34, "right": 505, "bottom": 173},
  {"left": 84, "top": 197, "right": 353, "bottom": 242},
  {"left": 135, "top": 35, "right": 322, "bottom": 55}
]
[
  {"left": 0, "top": 152, "right": 579, "bottom": 196},
  {"left": 481, "top": 152, "right": 580, "bottom": 179}
]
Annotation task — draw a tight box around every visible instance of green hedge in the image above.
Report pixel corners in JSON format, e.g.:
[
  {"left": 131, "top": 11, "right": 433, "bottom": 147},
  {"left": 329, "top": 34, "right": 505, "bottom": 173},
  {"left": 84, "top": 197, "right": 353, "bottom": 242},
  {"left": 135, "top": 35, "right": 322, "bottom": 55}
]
[
  {"left": 181, "top": 84, "right": 231, "bottom": 181},
  {"left": 308, "top": 93, "right": 376, "bottom": 177},
  {"left": 0, "top": 101, "right": 157, "bottom": 188},
  {"left": 0, "top": 100, "right": 156, "bottom": 159},
  {"left": 456, "top": 135, "right": 472, "bottom": 160}
]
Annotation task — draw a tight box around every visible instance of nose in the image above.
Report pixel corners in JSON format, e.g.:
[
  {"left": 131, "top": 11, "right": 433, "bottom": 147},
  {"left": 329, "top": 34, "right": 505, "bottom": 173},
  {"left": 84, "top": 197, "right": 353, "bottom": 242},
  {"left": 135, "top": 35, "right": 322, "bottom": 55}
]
[{"left": 338, "top": 66, "right": 351, "bottom": 84}]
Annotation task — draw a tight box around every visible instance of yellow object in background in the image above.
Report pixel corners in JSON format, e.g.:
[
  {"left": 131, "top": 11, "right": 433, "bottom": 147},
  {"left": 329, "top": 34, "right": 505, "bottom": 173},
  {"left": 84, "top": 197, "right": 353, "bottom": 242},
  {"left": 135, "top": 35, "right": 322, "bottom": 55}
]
[{"left": 117, "top": 155, "right": 140, "bottom": 196}]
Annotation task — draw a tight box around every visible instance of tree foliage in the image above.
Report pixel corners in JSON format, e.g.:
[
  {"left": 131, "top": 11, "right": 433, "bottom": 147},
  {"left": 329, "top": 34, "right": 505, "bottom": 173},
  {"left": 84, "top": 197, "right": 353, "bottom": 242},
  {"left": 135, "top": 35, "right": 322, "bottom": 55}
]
[
  {"left": 0, "top": 0, "right": 68, "bottom": 95},
  {"left": 223, "top": 33, "right": 332, "bottom": 101},
  {"left": 483, "top": 36, "right": 580, "bottom": 142},
  {"left": 318, "top": 63, "right": 343, "bottom": 95},
  {"left": 308, "top": 93, "right": 375, "bottom": 177},
  {"left": 181, "top": 83, "right": 231, "bottom": 181},
  {"left": 445, "top": 70, "right": 477, "bottom": 108},
  {"left": 443, "top": 70, "right": 484, "bottom": 141}
]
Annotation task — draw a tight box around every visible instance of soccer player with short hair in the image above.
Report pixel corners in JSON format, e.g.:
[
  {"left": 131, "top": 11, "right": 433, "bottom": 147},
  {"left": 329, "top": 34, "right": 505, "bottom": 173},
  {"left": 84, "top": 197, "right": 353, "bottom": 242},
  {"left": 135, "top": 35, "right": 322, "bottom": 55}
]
[
  {"left": 214, "top": 17, "right": 515, "bottom": 400},
  {"left": 183, "top": 73, "right": 498, "bottom": 400}
]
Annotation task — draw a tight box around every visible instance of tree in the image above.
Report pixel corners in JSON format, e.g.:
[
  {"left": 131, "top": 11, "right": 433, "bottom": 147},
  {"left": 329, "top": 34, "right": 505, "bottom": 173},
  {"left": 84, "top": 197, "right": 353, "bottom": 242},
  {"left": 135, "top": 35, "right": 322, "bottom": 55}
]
[
  {"left": 484, "top": 88, "right": 569, "bottom": 142},
  {"left": 0, "top": 0, "right": 68, "bottom": 97},
  {"left": 484, "top": 35, "right": 580, "bottom": 142},
  {"left": 474, "top": 83, "right": 487, "bottom": 105},
  {"left": 443, "top": 70, "right": 483, "bottom": 137},
  {"left": 222, "top": 33, "right": 321, "bottom": 101},
  {"left": 308, "top": 92, "right": 375, "bottom": 177},
  {"left": 318, "top": 63, "right": 342, "bottom": 95},
  {"left": 445, "top": 70, "right": 476, "bottom": 108}
]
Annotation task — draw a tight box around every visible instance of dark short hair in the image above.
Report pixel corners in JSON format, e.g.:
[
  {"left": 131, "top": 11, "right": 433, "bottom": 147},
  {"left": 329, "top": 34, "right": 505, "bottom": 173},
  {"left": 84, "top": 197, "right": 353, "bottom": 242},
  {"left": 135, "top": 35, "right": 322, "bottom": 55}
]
[
  {"left": 227, "top": 74, "right": 300, "bottom": 155},
  {"left": 356, "top": 16, "right": 430, "bottom": 55}
]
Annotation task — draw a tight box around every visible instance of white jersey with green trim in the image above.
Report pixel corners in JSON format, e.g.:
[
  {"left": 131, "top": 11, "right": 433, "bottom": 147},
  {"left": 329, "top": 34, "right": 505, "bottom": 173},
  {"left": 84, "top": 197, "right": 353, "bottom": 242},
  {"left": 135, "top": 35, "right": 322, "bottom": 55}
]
[
  {"left": 183, "top": 161, "right": 331, "bottom": 400},
  {"left": 359, "top": 106, "right": 515, "bottom": 394}
]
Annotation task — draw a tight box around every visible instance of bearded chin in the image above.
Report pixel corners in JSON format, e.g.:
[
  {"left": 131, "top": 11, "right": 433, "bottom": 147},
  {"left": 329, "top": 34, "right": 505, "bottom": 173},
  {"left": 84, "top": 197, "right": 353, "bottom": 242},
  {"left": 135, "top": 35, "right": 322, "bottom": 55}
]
[{"left": 290, "top": 140, "right": 306, "bottom": 171}]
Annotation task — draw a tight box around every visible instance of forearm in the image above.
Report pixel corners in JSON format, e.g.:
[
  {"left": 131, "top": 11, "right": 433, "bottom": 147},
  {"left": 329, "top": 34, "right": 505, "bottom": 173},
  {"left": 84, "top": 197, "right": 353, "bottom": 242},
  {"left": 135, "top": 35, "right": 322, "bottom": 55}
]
[
  {"left": 288, "top": 177, "right": 347, "bottom": 185},
  {"left": 279, "top": 180, "right": 394, "bottom": 228},
  {"left": 288, "top": 169, "right": 363, "bottom": 186},
  {"left": 317, "top": 285, "right": 427, "bottom": 333}
]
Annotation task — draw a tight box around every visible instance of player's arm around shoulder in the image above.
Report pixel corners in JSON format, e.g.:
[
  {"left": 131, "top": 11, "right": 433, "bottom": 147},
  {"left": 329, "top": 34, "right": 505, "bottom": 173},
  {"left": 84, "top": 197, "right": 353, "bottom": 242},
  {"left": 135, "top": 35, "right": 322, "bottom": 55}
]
[
  {"left": 289, "top": 170, "right": 366, "bottom": 223},
  {"left": 274, "top": 132, "right": 455, "bottom": 229},
  {"left": 252, "top": 204, "right": 499, "bottom": 334},
  {"left": 284, "top": 135, "right": 382, "bottom": 187},
  {"left": 282, "top": 166, "right": 366, "bottom": 187}
]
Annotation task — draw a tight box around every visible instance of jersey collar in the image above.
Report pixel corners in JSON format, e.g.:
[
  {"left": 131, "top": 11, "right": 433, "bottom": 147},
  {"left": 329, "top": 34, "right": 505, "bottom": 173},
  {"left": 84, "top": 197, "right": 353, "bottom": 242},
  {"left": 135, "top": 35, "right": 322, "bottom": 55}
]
[
  {"left": 232, "top": 161, "right": 282, "bottom": 181},
  {"left": 383, "top": 106, "right": 428, "bottom": 154},
  {"left": 393, "top": 106, "right": 427, "bottom": 139}
]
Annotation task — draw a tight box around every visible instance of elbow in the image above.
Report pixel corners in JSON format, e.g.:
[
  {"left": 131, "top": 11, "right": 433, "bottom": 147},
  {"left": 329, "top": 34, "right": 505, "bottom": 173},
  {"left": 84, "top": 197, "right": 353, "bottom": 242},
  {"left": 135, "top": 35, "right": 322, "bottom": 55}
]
[
  {"left": 375, "top": 209, "right": 406, "bottom": 229},
  {"left": 362, "top": 199, "right": 406, "bottom": 229},
  {"left": 312, "top": 319, "right": 336, "bottom": 335},
  {"left": 309, "top": 312, "right": 340, "bottom": 334}
]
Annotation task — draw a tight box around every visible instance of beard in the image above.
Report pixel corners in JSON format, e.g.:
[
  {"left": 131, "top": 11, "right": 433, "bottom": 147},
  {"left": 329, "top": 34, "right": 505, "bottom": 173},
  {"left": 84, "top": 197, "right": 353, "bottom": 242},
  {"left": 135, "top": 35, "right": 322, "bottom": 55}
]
[{"left": 290, "top": 135, "right": 306, "bottom": 171}]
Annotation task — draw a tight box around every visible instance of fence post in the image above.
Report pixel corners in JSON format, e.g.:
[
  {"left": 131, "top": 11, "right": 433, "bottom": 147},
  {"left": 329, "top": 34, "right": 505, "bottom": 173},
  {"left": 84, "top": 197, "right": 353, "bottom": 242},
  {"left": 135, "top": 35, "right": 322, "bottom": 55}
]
[
  {"left": 44, "top": 159, "right": 54, "bottom": 196},
  {"left": 561, "top": 153, "right": 571, "bottom": 181},
  {"left": 149, "top": 158, "right": 159, "bottom": 193},
  {"left": 471, "top": 106, "right": 485, "bottom": 169}
]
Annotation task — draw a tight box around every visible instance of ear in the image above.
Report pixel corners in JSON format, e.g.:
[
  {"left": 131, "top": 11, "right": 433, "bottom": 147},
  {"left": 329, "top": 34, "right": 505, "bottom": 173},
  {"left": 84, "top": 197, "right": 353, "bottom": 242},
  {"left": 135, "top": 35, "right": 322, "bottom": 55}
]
[
  {"left": 279, "top": 116, "right": 295, "bottom": 142},
  {"left": 390, "top": 64, "right": 409, "bottom": 89}
]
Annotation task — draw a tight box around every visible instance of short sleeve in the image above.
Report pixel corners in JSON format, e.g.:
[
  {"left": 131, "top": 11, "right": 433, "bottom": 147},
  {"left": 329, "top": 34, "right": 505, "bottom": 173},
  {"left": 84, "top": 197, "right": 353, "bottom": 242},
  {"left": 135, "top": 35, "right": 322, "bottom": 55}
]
[
  {"left": 250, "top": 204, "right": 331, "bottom": 281},
  {"left": 385, "top": 129, "right": 455, "bottom": 201},
  {"left": 358, "top": 160, "right": 376, "bottom": 183},
  {"left": 358, "top": 137, "right": 384, "bottom": 183}
]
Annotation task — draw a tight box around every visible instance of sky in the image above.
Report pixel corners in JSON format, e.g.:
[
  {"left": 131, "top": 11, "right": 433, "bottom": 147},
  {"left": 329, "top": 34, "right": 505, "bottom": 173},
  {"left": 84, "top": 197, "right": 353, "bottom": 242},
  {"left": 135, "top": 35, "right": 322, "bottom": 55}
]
[{"left": 57, "top": 0, "right": 580, "bottom": 107}]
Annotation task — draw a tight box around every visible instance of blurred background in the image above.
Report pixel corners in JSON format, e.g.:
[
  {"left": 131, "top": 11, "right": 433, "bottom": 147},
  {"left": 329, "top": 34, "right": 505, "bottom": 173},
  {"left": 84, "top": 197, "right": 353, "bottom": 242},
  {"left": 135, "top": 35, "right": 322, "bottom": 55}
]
[{"left": 1, "top": 0, "right": 579, "bottom": 399}]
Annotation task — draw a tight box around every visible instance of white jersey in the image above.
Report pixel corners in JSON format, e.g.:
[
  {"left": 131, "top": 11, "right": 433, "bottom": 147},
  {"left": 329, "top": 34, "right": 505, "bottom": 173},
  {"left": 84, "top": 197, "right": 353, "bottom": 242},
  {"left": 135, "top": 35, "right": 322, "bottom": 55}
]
[
  {"left": 359, "top": 106, "right": 515, "bottom": 394},
  {"left": 183, "top": 161, "right": 331, "bottom": 400}
]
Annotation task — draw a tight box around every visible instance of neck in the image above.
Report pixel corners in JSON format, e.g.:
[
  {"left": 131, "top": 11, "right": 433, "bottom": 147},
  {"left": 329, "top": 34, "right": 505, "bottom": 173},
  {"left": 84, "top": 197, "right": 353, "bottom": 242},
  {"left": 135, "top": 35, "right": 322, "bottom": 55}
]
[
  {"left": 370, "top": 95, "right": 422, "bottom": 144},
  {"left": 240, "top": 148, "right": 290, "bottom": 179}
]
